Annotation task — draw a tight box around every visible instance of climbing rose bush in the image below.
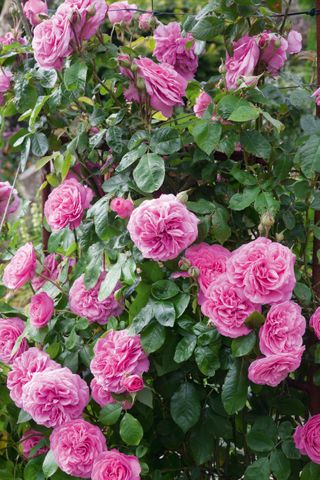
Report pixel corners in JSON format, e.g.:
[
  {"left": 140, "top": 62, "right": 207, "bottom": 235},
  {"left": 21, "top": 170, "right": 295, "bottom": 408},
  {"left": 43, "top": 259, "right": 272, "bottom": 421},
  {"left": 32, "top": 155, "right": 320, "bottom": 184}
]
[{"left": 1, "top": 0, "right": 320, "bottom": 478}]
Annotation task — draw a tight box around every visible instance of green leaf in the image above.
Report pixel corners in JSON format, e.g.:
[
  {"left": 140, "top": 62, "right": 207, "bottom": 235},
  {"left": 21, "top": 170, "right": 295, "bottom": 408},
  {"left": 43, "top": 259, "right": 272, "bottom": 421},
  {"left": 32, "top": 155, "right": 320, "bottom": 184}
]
[
  {"left": 141, "top": 321, "right": 166, "bottom": 353},
  {"left": 231, "top": 332, "right": 256, "bottom": 357},
  {"left": 120, "top": 413, "right": 143, "bottom": 446},
  {"left": 152, "top": 300, "right": 176, "bottom": 327},
  {"left": 245, "top": 311, "right": 265, "bottom": 329},
  {"left": 254, "top": 192, "right": 280, "bottom": 215},
  {"left": 170, "top": 383, "right": 201, "bottom": 433},
  {"left": 211, "top": 207, "right": 231, "bottom": 244},
  {"left": 151, "top": 280, "right": 180, "bottom": 300},
  {"left": 136, "top": 388, "right": 153, "bottom": 408},
  {"left": 195, "top": 345, "right": 220, "bottom": 376},
  {"left": 191, "top": 121, "right": 222, "bottom": 155},
  {"left": 31, "top": 133, "right": 49, "bottom": 157},
  {"left": 270, "top": 450, "right": 290, "bottom": 480},
  {"left": 42, "top": 451, "right": 58, "bottom": 478},
  {"left": 189, "top": 423, "right": 215, "bottom": 465},
  {"left": 24, "top": 456, "right": 45, "bottom": 480},
  {"left": 246, "top": 417, "right": 277, "bottom": 452},
  {"left": 174, "top": 334, "right": 197, "bottom": 363},
  {"left": 295, "top": 135, "right": 320, "bottom": 178},
  {"left": 230, "top": 166, "right": 257, "bottom": 186},
  {"left": 64, "top": 61, "right": 88, "bottom": 91},
  {"left": 244, "top": 458, "right": 270, "bottom": 480},
  {"left": 301, "top": 463, "right": 320, "bottom": 480},
  {"left": 150, "top": 127, "right": 181, "bottom": 155},
  {"left": 222, "top": 359, "right": 248, "bottom": 415},
  {"left": 99, "top": 403, "right": 122, "bottom": 425},
  {"left": 228, "top": 105, "right": 260, "bottom": 122},
  {"left": 133, "top": 153, "right": 165, "bottom": 193},
  {"left": 98, "top": 263, "right": 122, "bottom": 301},
  {"left": 281, "top": 439, "right": 301, "bottom": 459},
  {"left": 240, "top": 130, "right": 271, "bottom": 159},
  {"left": 191, "top": 16, "right": 224, "bottom": 41},
  {"left": 173, "top": 293, "right": 190, "bottom": 318},
  {"left": 18, "top": 409, "right": 32, "bottom": 424},
  {"left": 294, "top": 282, "right": 312, "bottom": 305},
  {"left": 229, "top": 187, "right": 260, "bottom": 211},
  {"left": 29, "top": 95, "right": 50, "bottom": 128},
  {"left": 116, "top": 144, "right": 147, "bottom": 172}
]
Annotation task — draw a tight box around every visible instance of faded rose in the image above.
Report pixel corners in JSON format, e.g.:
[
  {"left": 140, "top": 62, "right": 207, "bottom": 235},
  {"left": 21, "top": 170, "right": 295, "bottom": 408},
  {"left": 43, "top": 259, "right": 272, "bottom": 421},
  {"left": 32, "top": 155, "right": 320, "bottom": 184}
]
[
  {"left": 108, "top": 1, "right": 137, "bottom": 25},
  {"left": 225, "top": 35, "right": 260, "bottom": 90},
  {"left": 0, "top": 181, "right": 20, "bottom": 222},
  {"left": 3, "top": 243, "right": 36, "bottom": 289},
  {"left": 24, "top": 0, "right": 48, "bottom": 26}
]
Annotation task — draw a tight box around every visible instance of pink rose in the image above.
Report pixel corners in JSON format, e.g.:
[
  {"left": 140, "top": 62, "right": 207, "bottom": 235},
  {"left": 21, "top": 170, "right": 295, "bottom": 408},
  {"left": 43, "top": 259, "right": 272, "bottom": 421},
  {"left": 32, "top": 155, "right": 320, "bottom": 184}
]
[
  {"left": 22, "top": 367, "right": 89, "bottom": 428},
  {"left": 0, "top": 32, "right": 26, "bottom": 46},
  {"left": 92, "top": 450, "right": 141, "bottom": 480},
  {"left": 91, "top": 378, "right": 115, "bottom": 407},
  {"left": 287, "top": 30, "right": 302, "bottom": 54},
  {"left": 293, "top": 415, "right": 320, "bottom": 463},
  {"left": 0, "top": 69, "right": 13, "bottom": 104},
  {"left": 153, "top": 22, "right": 198, "bottom": 80},
  {"left": 20, "top": 429, "right": 49, "bottom": 458},
  {"left": 108, "top": 1, "right": 137, "bottom": 25},
  {"left": 90, "top": 329, "right": 149, "bottom": 394},
  {"left": 32, "top": 12, "right": 73, "bottom": 69},
  {"left": 23, "top": 0, "right": 48, "bottom": 26},
  {"left": 44, "top": 178, "right": 93, "bottom": 231},
  {"left": 226, "top": 237, "right": 296, "bottom": 304},
  {"left": 127, "top": 194, "right": 198, "bottom": 261},
  {"left": 0, "top": 317, "right": 27, "bottom": 365},
  {"left": 225, "top": 35, "right": 260, "bottom": 90},
  {"left": 139, "top": 12, "right": 153, "bottom": 30},
  {"left": 31, "top": 253, "right": 59, "bottom": 291},
  {"left": 0, "top": 181, "right": 20, "bottom": 222},
  {"left": 110, "top": 197, "right": 134, "bottom": 218},
  {"left": 194, "top": 92, "right": 212, "bottom": 118},
  {"left": 248, "top": 350, "right": 303, "bottom": 387},
  {"left": 259, "top": 301, "right": 305, "bottom": 355},
  {"left": 312, "top": 87, "right": 320, "bottom": 107},
  {"left": 184, "top": 243, "right": 231, "bottom": 294},
  {"left": 259, "top": 32, "right": 288, "bottom": 75},
  {"left": 122, "top": 374, "right": 144, "bottom": 393},
  {"left": 29, "top": 292, "right": 54, "bottom": 328},
  {"left": 50, "top": 419, "right": 107, "bottom": 478},
  {"left": 7, "top": 347, "right": 59, "bottom": 408},
  {"left": 200, "top": 274, "right": 259, "bottom": 338},
  {"left": 3, "top": 242, "right": 36, "bottom": 290},
  {"left": 310, "top": 307, "right": 320, "bottom": 339},
  {"left": 69, "top": 273, "right": 124, "bottom": 324},
  {"left": 121, "top": 57, "right": 187, "bottom": 118},
  {"left": 57, "top": 0, "right": 107, "bottom": 41}
]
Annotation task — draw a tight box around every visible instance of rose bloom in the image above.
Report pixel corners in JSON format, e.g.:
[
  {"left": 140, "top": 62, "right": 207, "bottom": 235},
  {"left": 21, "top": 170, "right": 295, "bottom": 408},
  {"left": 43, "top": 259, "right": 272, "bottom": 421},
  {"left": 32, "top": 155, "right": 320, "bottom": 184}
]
[
  {"left": 90, "top": 329, "right": 149, "bottom": 394},
  {"left": 50, "top": 419, "right": 106, "bottom": 478},
  {"left": 92, "top": 450, "right": 141, "bottom": 480},
  {"left": 23, "top": 0, "right": 48, "bottom": 26},
  {"left": 248, "top": 350, "right": 303, "bottom": 387},
  {"left": 200, "top": 274, "right": 259, "bottom": 338},
  {"left": 184, "top": 243, "right": 231, "bottom": 294},
  {"left": 0, "top": 32, "right": 26, "bottom": 45},
  {"left": 225, "top": 34, "right": 260, "bottom": 90},
  {"left": 44, "top": 178, "right": 93, "bottom": 231},
  {"left": 91, "top": 378, "right": 133, "bottom": 410},
  {"left": 194, "top": 92, "right": 212, "bottom": 118},
  {"left": 139, "top": 12, "right": 153, "bottom": 30},
  {"left": 31, "top": 253, "right": 59, "bottom": 291},
  {"left": 108, "top": 1, "right": 137, "bottom": 25},
  {"left": 32, "top": 11, "right": 73, "bottom": 69},
  {"left": 121, "top": 57, "right": 187, "bottom": 118},
  {"left": 259, "top": 32, "right": 288, "bottom": 75},
  {"left": 22, "top": 367, "right": 89, "bottom": 428},
  {"left": 153, "top": 22, "right": 198, "bottom": 80},
  {"left": 29, "top": 292, "right": 54, "bottom": 328},
  {"left": 20, "top": 429, "right": 49, "bottom": 459},
  {"left": 122, "top": 374, "right": 144, "bottom": 393},
  {"left": 293, "top": 415, "right": 320, "bottom": 463},
  {"left": 7, "top": 347, "right": 59, "bottom": 408},
  {"left": 110, "top": 197, "right": 134, "bottom": 218},
  {"left": 287, "top": 30, "right": 302, "bottom": 54},
  {"left": 0, "top": 68, "right": 13, "bottom": 104},
  {"left": 226, "top": 237, "right": 296, "bottom": 305},
  {"left": 0, "top": 317, "right": 27, "bottom": 365},
  {"left": 259, "top": 301, "right": 305, "bottom": 355},
  {"left": 127, "top": 194, "right": 198, "bottom": 261},
  {"left": 3, "top": 242, "right": 36, "bottom": 289},
  {"left": 0, "top": 181, "right": 20, "bottom": 222},
  {"left": 312, "top": 87, "right": 320, "bottom": 107},
  {"left": 69, "top": 273, "right": 124, "bottom": 324},
  {"left": 310, "top": 307, "right": 320, "bottom": 340},
  {"left": 57, "top": 0, "right": 107, "bottom": 41}
]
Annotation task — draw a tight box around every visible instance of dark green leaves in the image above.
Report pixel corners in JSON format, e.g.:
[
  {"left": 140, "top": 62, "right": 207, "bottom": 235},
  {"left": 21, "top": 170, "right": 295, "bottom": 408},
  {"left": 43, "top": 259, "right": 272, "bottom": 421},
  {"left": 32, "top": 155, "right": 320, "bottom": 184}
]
[
  {"left": 240, "top": 131, "right": 271, "bottom": 159},
  {"left": 229, "top": 187, "right": 260, "bottom": 211},
  {"left": 64, "top": 61, "right": 88, "bottom": 91},
  {"left": 246, "top": 417, "right": 277, "bottom": 452},
  {"left": 151, "top": 280, "right": 180, "bottom": 300},
  {"left": 150, "top": 127, "right": 181, "bottom": 155},
  {"left": 170, "top": 383, "right": 201, "bottom": 433},
  {"left": 191, "top": 16, "right": 225, "bottom": 41},
  {"left": 222, "top": 359, "right": 248, "bottom": 415},
  {"left": 270, "top": 450, "right": 291, "bottom": 480},
  {"left": 244, "top": 458, "right": 270, "bottom": 480},
  {"left": 99, "top": 403, "right": 122, "bottom": 425},
  {"left": 231, "top": 332, "right": 256, "bottom": 357},
  {"left": 191, "top": 121, "right": 222, "bottom": 155},
  {"left": 133, "top": 153, "right": 165, "bottom": 193}
]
